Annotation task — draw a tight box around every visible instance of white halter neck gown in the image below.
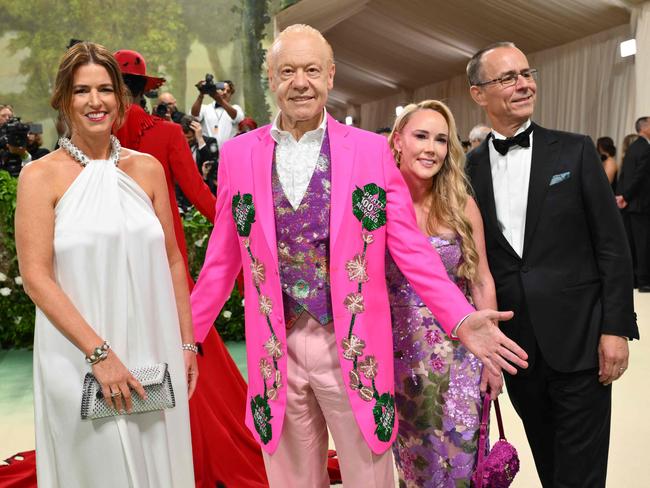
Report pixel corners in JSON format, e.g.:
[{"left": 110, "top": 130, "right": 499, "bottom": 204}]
[{"left": 33, "top": 158, "right": 194, "bottom": 487}]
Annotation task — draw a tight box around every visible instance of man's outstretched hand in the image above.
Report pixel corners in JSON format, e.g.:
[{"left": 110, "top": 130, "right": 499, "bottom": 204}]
[{"left": 457, "top": 310, "right": 528, "bottom": 375}]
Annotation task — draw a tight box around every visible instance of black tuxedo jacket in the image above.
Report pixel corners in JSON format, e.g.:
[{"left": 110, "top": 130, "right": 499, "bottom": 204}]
[
  {"left": 618, "top": 137, "right": 650, "bottom": 214},
  {"left": 466, "top": 123, "right": 638, "bottom": 372}
]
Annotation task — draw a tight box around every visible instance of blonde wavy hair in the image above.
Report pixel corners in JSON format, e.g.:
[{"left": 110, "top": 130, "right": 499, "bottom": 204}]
[{"left": 389, "top": 100, "right": 479, "bottom": 282}]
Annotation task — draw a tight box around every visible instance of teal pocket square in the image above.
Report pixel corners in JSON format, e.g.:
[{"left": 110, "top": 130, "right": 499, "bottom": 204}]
[{"left": 550, "top": 171, "right": 570, "bottom": 186}]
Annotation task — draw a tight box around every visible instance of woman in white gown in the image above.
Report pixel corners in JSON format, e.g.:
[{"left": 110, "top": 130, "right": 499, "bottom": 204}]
[{"left": 14, "top": 42, "right": 197, "bottom": 487}]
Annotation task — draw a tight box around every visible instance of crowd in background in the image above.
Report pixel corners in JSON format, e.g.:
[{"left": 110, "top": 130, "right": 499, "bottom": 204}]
[{"left": 0, "top": 77, "right": 258, "bottom": 200}]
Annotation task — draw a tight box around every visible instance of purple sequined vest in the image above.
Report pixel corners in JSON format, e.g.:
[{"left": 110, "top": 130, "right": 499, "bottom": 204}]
[{"left": 272, "top": 131, "right": 333, "bottom": 326}]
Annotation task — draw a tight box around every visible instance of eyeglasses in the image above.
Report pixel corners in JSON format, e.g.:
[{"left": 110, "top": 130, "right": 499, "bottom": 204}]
[{"left": 475, "top": 68, "right": 538, "bottom": 88}]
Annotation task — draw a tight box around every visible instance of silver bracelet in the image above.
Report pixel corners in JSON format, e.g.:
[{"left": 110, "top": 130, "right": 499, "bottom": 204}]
[
  {"left": 85, "top": 341, "right": 110, "bottom": 364},
  {"left": 182, "top": 343, "right": 199, "bottom": 354}
]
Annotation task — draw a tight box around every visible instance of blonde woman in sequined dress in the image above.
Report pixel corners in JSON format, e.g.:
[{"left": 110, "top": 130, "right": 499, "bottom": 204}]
[{"left": 386, "top": 100, "right": 500, "bottom": 487}]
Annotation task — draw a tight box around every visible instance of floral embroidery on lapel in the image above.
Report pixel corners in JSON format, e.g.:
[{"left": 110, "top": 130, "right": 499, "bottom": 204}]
[
  {"left": 341, "top": 182, "right": 395, "bottom": 442},
  {"left": 232, "top": 192, "right": 283, "bottom": 444},
  {"left": 345, "top": 254, "right": 369, "bottom": 283}
]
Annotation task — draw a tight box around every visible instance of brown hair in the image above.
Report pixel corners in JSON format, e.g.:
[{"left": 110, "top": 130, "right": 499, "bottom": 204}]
[
  {"left": 389, "top": 100, "right": 479, "bottom": 282},
  {"left": 50, "top": 42, "right": 128, "bottom": 136}
]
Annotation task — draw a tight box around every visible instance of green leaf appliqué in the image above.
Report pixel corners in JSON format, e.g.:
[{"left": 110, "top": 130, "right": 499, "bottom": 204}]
[
  {"left": 251, "top": 394, "right": 273, "bottom": 444},
  {"left": 352, "top": 183, "right": 387, "bottom": 231},
  {"left": 373, "top": 392, "right": 395, "bottom": 442},
  {"left": 232, "top": 192, "right": 256, "bottom": 237}
]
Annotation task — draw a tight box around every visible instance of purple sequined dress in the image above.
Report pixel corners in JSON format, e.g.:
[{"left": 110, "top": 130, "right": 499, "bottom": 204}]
[{"left": 387, "top": 235, "right": 483, "bottom": 488}]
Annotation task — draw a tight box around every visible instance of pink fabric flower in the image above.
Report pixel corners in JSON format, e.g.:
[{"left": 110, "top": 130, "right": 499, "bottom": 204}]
[
  {"left": 429, "top": 356, "right": 445, "bottom": 372},
  {"left": 344, "top": 292, "right": 365, "bottom": 314},
  {"left": 259, "top": 358, "right": 273, "bottom": 379},
  {"left": 258, "top": 295, "right": 273, "bottom": 316},
  {"left": 250, "top": 258, "right": 266, "bottom": 286},
  {"left": 342, "top": 334, "right": 366, "bottom": 359},
  {"left": 358, "top": 355, "right": 379, "bottom": 379},
  {"left": 264, "top": 334, "right": 283, "bottom": 359},
  {"left": 345, "top": 254, "right": 369, "bottom": 283}
]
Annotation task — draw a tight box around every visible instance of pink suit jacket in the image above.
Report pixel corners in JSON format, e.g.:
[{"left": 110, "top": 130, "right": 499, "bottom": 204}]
[{"left": 191, "top": 114, "right": 474, "bottom": 454}]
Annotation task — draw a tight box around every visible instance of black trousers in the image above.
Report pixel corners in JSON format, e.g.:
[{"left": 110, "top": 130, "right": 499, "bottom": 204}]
[
  {"left": 504, "top": 349, "right": 611, "bottom": 488},
  {"left": 626, "top": 212, "right": 650, "bottom": 286}
]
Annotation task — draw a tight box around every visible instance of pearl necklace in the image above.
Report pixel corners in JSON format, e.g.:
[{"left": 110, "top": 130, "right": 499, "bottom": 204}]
[{"left": 59, "top": 135, "right": 121, "bottom": 167}]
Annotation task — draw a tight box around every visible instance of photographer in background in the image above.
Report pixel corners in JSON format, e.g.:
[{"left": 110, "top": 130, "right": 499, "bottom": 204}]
[
  {"left": 159, "top": 91, "right": 185, "bottom": 124},
  {"left": 190, "top": 76, "right": 243, "bottom": 149},
  {"left": 181, "top": 115, "right": 218, "bottom": 177},
  {"left": 0, "top": 117, "right": 32, "bottom": 177},
  {"left": 154, "top": 100, "right": 173, "bottom": 121},
  {"left": 26, "top": 123, "right": 50, "bottom": 160},
  {"left": 176, "top": 115, "right": 219, "bottom": 206},
  {"left": 0, "top": 104, "right": 13, "bottom": 127}
]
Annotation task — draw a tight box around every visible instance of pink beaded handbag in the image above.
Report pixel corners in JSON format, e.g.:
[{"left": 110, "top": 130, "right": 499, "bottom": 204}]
[{"left": 471, "top": 394, "right": 520, "bottom": 488}]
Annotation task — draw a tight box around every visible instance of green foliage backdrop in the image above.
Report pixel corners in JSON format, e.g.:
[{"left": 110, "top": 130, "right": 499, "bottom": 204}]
[
  {"left": 0, "top": 170, "right": 34, "bottom": 348},
  {"left": 0, "top": 0, "right": 188, "bottom": 120},
  {"left": 0, "top": 0, "right": 297, "bottom": 131}
]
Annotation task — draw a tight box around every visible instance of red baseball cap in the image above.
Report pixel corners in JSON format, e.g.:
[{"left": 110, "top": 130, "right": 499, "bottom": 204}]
[{"left": 113, "top": 49, "right": 165, "bottom": 92}]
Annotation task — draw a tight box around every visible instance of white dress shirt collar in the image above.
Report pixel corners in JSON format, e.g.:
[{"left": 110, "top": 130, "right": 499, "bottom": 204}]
[
  {"left": 270, "top": 108, "right": 327, "bottom": 144},
  {"left": 491, "top": 119, "right": 532, "bottom": 140}
]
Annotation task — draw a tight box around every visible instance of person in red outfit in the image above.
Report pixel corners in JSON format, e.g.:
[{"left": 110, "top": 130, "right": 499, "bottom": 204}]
[{"left": 113, "top": 49, "right": 269, "bottom": 488}]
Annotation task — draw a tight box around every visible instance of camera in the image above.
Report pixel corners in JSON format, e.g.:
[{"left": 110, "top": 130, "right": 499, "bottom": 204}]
[
  {"left": 0, "top": 117, "right": 30, "bottom": 149},
  {"left": 199, "top": 74, "right": 226, "bottom": 95},
  {"left": 1, "top": 151, "right": 23, "bottom": 177},
  {"left": 154, "top": 102, "right": 169, "bottom": 119}
]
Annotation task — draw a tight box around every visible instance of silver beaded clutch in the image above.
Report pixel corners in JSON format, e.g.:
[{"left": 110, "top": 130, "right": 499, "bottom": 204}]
[{"left": 80, "top": 363, "right": 176, "bottom": 420}]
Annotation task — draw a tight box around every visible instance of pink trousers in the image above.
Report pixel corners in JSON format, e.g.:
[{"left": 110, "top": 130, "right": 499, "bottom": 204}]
[{"left": 262, "top": 313, "right": 395, "bottom": 488}]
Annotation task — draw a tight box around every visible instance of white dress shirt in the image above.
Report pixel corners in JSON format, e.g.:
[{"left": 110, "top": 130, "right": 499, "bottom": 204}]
[
  {"left": 489, "top": 120, "right": 533, "bottom": 258},
  {"left": 270, "top": 109, "right": 327, "bottom": 210},
  {"left": 198, "top": 103, "right": 245, "bottom": 149}
]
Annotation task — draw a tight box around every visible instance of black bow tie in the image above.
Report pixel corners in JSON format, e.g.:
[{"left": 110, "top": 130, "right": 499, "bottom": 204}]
[{"left": 492, "top": 125, "right": 534, "bottom": 155}]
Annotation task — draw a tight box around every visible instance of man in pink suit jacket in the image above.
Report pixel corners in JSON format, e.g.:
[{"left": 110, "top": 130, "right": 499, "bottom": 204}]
[{"left": 191, "top": 25, "right": 527, "bottom": 487}]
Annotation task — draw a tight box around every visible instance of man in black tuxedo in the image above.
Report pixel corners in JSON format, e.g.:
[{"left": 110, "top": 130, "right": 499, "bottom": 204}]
[
  {"left": 465, "top": 42, "right": 639, "bottom": 487},
  {"left": 616, "top": 116, "right": 650, "bottom": 291}
]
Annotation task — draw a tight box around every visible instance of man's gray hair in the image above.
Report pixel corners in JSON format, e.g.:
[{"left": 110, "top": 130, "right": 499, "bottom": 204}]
[
  {"left": 635, "top": 116, "right": 649, "bottom": 134},
  {"left": 466, "top": 41, "right": 516, "bottom": 86},
  {"left": 468, "top": 124, "right": 492, "bottom": 143}
]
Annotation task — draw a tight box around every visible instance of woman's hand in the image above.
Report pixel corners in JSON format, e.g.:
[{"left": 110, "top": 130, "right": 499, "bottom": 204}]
[
  {"left": 479, "top": 367, "right": 504, "bottom": 400},
  {"left": 184, "top": 350, "right": 199, "bottom": 399},
  {"left": 92, "top": 351, "right": 146, "bottom": 413}
]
